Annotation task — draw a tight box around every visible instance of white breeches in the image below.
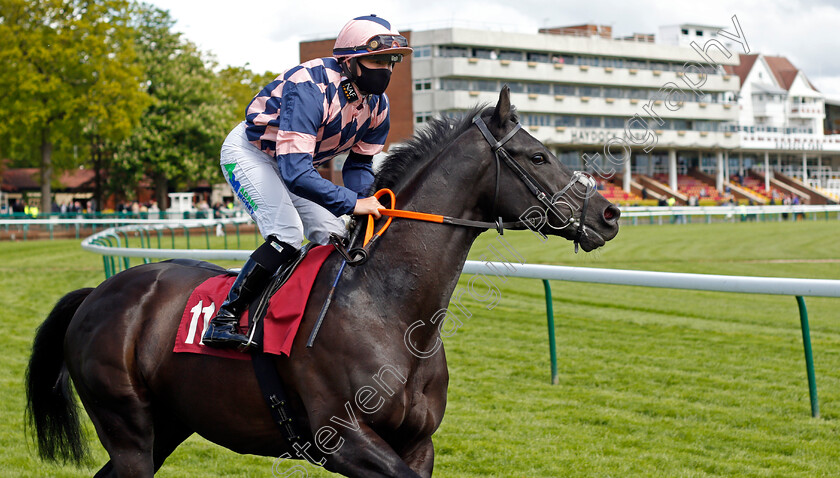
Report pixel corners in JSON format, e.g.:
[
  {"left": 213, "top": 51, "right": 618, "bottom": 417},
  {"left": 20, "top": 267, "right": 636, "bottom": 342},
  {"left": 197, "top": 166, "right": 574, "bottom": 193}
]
[{"left": 220, "top": 122, "right": 347, "bottom": 249}]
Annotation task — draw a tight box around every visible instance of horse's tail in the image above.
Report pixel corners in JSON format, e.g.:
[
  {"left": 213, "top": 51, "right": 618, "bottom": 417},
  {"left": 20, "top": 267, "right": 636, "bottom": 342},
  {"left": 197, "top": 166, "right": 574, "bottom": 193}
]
[{"left": 25, "top": 288, "right": 94, "bottom": 465}]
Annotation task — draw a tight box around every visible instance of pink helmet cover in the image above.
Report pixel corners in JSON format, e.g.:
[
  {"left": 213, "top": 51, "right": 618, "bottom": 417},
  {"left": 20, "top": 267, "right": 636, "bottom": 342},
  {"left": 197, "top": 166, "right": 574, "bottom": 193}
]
[{"left": 333, "top": 15, "right": 413, "bottom": 58}]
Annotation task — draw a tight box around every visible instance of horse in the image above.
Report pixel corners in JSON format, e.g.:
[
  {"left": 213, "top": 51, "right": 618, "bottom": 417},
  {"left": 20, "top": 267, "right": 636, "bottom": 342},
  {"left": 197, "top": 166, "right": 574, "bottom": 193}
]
[{"left": 26, "top": 86, "right": 620, "bottom": 477}]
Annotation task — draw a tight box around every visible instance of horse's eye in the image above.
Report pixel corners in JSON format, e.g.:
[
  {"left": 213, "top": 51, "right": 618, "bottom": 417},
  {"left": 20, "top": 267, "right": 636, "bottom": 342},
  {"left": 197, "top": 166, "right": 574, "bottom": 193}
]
[{"left": 531, "top": 153, "right": 547, "bottom": 165}]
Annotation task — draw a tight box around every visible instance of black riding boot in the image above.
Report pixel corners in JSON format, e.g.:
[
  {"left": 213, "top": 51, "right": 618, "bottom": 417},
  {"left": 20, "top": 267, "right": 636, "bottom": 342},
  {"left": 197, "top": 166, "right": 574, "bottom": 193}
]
[{"left": 202, "top": 237, "right": 297, "bottom": 351}]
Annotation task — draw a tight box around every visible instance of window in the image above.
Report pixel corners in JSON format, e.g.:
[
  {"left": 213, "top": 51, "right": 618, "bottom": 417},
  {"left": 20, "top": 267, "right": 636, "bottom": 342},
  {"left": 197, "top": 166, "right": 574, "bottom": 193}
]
[
  {"left": 439, "top": 46, "right": 470, "bottom": 58},
  {"left": 696, "top": 30, "right": 703, "bottom": 36},
  {"left": 499, "top": 50, "right": 524, "bottom": 61},
  {"left": 415, "top": 112, "right": 434, "bottom": 124},
  {"left": 579, "top": 86, "right": 601, "bottom": 97},
  {"left": 440, "top": 79, "right": 469, "bottom": 91},
  {"left": 601, "top": 58, "right": 624, "bottom": 68},
  {"left": 578, "top": 56, "right": 601, "bottom": 67},
  {"left": 506, "top": 82, "right": 525, "bottom": 93},
  {"left": 627, "top": 59, "right": 647, "bottom": 69},
  {"left": 580, "top": 116, "right": 602, "bottom": 128},
  {"left": 554, "top": 55, "right": 575, "bottom": 65},
  {"left": 413, "top": 79, "right": 432, "bottom": 91},
  {"left": 670, "top": 119, "right": 688, "bottom": 130},
  {"left": 555, "top": 116, "right": 577, "bottom": 127},
  {"left": 681, "top": 28, "right": 689, "bottom": 35},
  {"left": 555, "top": 85, "right": 576, "bottom": 96},
  {"left": 694, "top": 121, "right": 715, "bottom": 131},
  {"left": 474, "top": 80, "right": 497, "bottom": 92},
  {"left": 472, "top": 48, "right": 494, "bottom": 59},
  {"left": 603, "top": 87, "right": 623, "bottom": 98},
  {"left": 628, "top": 88, "right": 647, "bottom": 99},
  {"left": 526, "top": 83, "right": 551, "bottom": 95},
  {"left": 557, "top": 151, "right": 582, "bottom": 170},
  {"left": 604, "top": 117, "right": 625, "bottom": 129},
  {"left": 524, "top": 114, "right": 551, "bottom": 126},
  {"left": 440, "top": 110, "right": 462, "bottom": 120},
  {"left": 414, "top": 46, "right": 431, "bottom": 58},
  {"left": 527, "top": 52, "right": 550, "bottom": 63}
]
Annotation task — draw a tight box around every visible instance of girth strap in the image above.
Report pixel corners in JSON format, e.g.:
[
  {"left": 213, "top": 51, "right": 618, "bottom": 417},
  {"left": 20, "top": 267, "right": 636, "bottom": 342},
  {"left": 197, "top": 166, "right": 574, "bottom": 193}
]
[{"left": 251, "top": 352, "right": 301, "bottom": 444}]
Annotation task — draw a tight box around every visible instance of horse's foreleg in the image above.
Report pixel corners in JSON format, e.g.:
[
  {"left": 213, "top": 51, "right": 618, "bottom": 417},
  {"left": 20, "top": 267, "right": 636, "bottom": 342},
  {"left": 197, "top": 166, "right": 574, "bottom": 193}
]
[
  {"left": 152, "top": 412, "right": 193, "bottom": 472},
  {"left": 316, "top": 423, "right": 422, "bottom": 478},
  {"left": 401, "top": 437, "right": 435, "bottom": 478},
  {"left": 93, "top": 461, "right": 115, "bottom": 477}
]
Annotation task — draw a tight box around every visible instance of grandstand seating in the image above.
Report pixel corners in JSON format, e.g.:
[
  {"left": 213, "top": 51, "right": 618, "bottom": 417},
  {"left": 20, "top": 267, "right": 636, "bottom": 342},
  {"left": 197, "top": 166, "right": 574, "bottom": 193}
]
[
  {"left": 595, "top": 178, "right": 641, "bottom": 203},
  {"left": 731, "top": 174, "right": 796, "bottom": 203},
  {"left": 653, "top": 174, "right": 723, "bottom": 202}
]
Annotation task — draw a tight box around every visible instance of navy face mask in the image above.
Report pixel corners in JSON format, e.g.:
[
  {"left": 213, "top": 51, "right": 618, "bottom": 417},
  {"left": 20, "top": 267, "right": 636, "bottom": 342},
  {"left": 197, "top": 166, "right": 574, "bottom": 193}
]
[{"left": 355, "top": 61, "right": 392, "bottom": 95}]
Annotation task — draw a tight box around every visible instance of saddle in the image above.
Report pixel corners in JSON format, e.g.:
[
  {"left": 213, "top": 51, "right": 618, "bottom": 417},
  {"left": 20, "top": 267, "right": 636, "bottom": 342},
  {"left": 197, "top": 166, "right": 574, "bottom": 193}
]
[{"left": 172, "top": 243, "right": 334, "bottom": 359}]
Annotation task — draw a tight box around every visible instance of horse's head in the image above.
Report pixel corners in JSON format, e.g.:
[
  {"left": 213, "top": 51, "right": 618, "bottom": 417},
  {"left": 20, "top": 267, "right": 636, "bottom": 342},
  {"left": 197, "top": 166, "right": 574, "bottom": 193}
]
[{"left": 472, "top": 86, "right": 620, "bottom": 251}]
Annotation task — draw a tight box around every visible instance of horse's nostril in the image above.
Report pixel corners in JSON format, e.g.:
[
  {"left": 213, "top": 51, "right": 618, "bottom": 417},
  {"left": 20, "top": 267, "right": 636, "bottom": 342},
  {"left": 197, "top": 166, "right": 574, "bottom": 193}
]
[{"left": 603, "top": 204, "right": 621, "bottom": 222}]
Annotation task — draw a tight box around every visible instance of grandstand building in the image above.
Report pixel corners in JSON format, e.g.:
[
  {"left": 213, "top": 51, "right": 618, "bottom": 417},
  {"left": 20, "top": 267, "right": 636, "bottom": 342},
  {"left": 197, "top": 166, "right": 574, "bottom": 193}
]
[{"left": 301, "top": 22, "right": 840, "bottom": 205}]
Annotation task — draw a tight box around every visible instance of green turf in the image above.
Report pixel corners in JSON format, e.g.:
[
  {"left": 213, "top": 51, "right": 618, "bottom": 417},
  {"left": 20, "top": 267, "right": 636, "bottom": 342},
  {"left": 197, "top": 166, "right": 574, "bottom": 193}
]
[{"left": 4, "top": 219, "right": 840, "bottom": 477}]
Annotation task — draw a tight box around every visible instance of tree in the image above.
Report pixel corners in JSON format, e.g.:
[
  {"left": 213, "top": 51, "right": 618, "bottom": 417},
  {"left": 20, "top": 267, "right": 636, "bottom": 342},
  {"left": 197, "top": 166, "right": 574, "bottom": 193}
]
[
  {"left": 0, "top": 0, "right": 147, "bottom": 213},
  {"left": 217, "top": 65, "right": 278, "bottom": 114},
  {"left": 108, "top": 4, "right": 242, "bottom": 209}
]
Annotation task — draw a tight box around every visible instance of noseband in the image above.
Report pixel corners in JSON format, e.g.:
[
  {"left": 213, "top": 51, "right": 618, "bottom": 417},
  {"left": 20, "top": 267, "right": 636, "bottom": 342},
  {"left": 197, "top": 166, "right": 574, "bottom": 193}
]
[{"left": 471, "top": 114, "right": 595, "bottom": 252}]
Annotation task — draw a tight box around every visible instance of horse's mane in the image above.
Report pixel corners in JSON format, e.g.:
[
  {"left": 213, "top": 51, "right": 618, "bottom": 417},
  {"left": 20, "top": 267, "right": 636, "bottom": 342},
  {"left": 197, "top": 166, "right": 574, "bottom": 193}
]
[{"left": 372, "top": 104, "right": 519, "bottom": 192}]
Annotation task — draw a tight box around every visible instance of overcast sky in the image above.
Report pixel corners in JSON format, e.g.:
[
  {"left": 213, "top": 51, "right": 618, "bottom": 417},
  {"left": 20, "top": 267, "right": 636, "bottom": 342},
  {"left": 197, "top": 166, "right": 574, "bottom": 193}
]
[{"left": 146, "top": 0, "right": 840, "bottom": 97}]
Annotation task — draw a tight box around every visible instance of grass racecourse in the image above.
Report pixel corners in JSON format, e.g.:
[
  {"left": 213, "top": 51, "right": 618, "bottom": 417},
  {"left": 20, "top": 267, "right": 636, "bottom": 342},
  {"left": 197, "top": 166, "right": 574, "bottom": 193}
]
[{"left": 3, "top": 219, "right": 840, "bottom": 477}]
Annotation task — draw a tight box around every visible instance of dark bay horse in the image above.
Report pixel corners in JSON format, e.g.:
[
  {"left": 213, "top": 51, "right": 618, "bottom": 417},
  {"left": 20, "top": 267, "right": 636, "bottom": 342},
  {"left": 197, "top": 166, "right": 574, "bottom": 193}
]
[{"left": 26, "top": 87, "right": 620, "bottom": 477}]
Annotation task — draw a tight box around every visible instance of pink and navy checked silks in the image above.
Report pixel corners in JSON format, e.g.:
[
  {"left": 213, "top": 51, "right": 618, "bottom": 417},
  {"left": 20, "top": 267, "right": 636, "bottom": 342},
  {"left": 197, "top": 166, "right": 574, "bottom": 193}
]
[{"left": 244, "top": 57, "right": 389, "bottom": 217}]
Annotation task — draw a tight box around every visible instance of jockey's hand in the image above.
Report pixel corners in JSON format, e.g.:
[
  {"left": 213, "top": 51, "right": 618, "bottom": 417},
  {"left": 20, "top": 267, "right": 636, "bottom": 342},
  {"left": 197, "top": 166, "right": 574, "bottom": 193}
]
[{"left": 354, "top": 196, "right": 384, "bottom": 219}]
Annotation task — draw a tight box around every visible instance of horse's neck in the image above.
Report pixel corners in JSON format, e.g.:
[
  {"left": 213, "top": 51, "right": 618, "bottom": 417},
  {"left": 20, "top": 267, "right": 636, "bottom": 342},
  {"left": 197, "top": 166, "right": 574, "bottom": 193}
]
[{"left": 361, "top": 152, "right": 486, "bottom": 320}]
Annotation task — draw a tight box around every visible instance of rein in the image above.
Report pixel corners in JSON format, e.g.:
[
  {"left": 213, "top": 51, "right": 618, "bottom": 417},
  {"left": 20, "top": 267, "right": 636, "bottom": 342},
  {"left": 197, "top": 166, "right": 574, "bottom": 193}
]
[{"left": 331, "top": 114, "right": 595, "bottom": 266}]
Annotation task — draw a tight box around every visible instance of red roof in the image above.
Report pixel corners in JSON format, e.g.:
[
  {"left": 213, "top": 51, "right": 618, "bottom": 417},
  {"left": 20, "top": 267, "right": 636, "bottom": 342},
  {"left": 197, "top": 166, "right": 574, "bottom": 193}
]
[
  {"left": 1, "top": 168, "right": 39, "bottom": 192},
  {"left": 764, "top": 55, "right": 800, "bottom": 91},
  {"left": 726, "top": 54, "right": 818, "bottom": 93},
  {"left": 724, "top": 54, "right": 757, "bottom": 87},
  {"left": 1, "top": 167, "right": 96, "bottom": 192}
]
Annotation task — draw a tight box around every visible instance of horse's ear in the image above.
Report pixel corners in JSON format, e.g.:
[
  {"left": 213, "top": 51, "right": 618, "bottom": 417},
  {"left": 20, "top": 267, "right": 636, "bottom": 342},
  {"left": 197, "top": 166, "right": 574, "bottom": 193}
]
[{"left": 491, "top": 85, "right": 511, "bottom": 127}]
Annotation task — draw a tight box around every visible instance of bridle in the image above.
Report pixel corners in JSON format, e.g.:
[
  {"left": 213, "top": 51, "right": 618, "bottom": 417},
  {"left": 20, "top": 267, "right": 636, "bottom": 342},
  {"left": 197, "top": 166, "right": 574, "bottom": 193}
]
[
  {"left": 471, "top": 113, "right": 595, "bottom": 252},
  {"left": 332, "top": 113, "right": 597, "bottom": 265}
]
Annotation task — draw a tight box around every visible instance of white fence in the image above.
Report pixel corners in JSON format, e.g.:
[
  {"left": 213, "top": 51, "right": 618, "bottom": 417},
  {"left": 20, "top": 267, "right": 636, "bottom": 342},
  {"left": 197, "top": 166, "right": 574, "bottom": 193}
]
[
  {"left": 619, "top": 204, "right": 840, "bottom": 219},
  {"left": 462, "top": 262, "right": 840, "bottom": 297}
]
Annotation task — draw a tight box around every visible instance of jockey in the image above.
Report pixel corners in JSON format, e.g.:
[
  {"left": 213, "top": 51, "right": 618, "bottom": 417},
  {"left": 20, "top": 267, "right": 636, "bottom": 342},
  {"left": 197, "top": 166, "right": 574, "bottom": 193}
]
[{"left": 203, "top": 15, "right": 412, "bottom": 350}]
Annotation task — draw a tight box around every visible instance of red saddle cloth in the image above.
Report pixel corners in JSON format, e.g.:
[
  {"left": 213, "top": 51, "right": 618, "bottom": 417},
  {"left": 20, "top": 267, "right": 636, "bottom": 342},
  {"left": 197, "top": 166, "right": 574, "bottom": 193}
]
[{"left": 173, "top": 245, "right": 334, "bottom": 360}]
